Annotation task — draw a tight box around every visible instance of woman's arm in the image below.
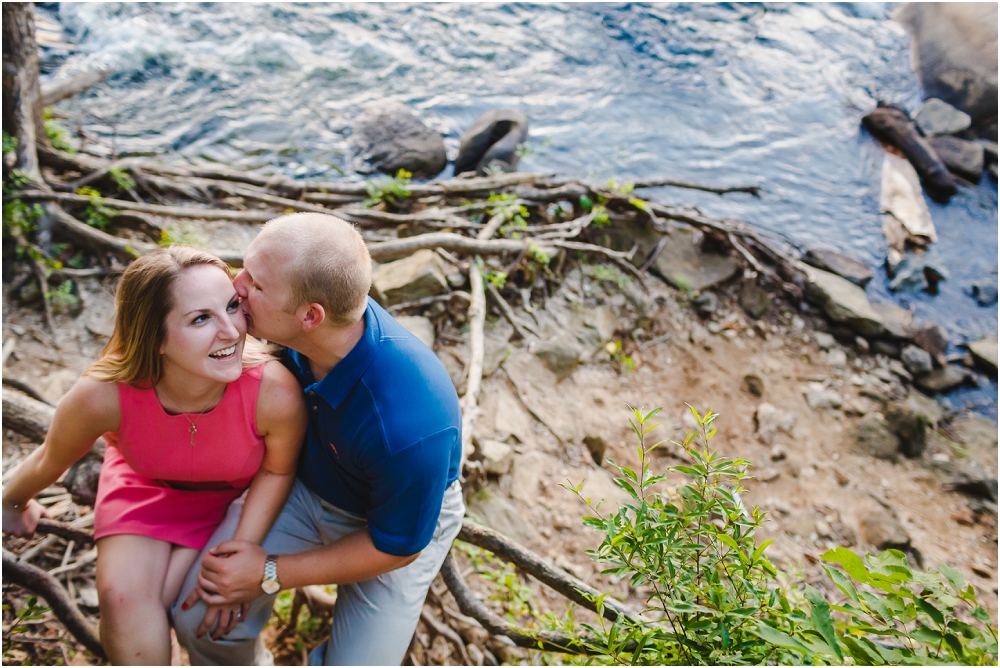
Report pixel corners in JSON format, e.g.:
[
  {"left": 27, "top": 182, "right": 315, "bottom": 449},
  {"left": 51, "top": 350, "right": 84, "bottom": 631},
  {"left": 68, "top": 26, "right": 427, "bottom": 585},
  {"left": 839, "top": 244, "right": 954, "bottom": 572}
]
[
  {"left": 230, "top": 361, "right": 307, "bottom": 545},
  {"left": 2, "top": 376, "right": 120, "bottom": 536}
]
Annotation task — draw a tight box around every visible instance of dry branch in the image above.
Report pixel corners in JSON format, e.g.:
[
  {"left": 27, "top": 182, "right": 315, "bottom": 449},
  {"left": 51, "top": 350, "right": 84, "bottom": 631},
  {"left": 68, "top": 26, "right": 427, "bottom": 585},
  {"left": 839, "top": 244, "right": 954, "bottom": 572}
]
[
  {"left": 632, "top": 177, "right": 761, "bottom": 197},
  {"left": 439, "top": 554, "right": 593, "bottom": 654},
  {"left": 17, "top": 190, "right": 276, "bottom": 223},
  {"left": 35, "top": 520, "right": 95, "bottom": 546},
  {"left": 3, "top": 386, "right": 56, "bottom": 443},
  {"left": 368, "top": 233, "right": 543, "bottom": 262},
  {"left": 2, "top": 554, "right": 106, "bottom": 660},
  {"left": 40, "top": 68, "right": 113, "bottom": 107},
  {"left": 458, "top": 521, "right": 638, "bottom": 624}
]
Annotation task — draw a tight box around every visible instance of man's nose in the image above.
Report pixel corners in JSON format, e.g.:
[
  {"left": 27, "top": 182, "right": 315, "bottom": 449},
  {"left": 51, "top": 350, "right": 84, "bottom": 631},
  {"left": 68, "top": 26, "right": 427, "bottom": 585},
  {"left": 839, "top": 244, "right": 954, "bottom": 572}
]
[{"left": 233, "top": 270, "right": 249, "bottom": 297}]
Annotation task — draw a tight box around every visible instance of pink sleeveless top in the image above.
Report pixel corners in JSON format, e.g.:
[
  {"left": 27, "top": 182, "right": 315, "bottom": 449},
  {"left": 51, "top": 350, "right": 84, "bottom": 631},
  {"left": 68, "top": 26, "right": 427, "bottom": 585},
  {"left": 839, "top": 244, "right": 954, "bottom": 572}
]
[{"left": 93, "top": 365, "right": 266, "bottom": 550}]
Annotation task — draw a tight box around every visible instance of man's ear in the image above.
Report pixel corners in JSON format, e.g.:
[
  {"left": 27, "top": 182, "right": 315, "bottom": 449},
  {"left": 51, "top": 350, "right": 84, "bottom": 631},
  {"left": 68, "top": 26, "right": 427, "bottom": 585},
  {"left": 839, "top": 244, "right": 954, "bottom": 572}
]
[{"left": 300, "top": 303, "right": 327, "bottom": 332}]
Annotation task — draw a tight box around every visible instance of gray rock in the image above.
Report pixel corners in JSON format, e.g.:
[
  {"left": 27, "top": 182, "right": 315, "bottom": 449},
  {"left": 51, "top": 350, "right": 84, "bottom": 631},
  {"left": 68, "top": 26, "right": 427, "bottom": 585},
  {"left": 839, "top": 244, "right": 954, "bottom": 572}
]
[
  {"left": 848, "top": 414, "right": 900, "bottom": 460},
  {"left": 914, "top": 365, "right": 972, "bottom": 394},
  {"left": 533, "top": 334, "right": 583, "bottom": 380},
  {"left": 755, "top": 403, "right": 796, "bottom": 444},
  {"left": 803, "top": 249, "right": 873, "bottom": 287},
  {"left": 436, "top": 347, "right": 467, "bottom": 394},
  {"left": 914, "top": 97, "right": 973, "bottom": 136},
  {"left": 394, "top": 315, "right": 435, "bottom": 348},
  {"left": 910, "top": 322, "right": 949, "bottom": 361},
  {"left": 859, "top": 506, "right": 911, "bottom": 550},
  {"left": 478, "top": 439, "right": 514, "bottom": 476},
  {"left": 870, "top": 303, "right": 914, "bottom": 340},
  {"left": 970, "top": 276, "right": 998, "bottom": 306},
  {"left": 888, "top": 251, "right": 949, "bottom": 294},
  {"left": 351, "top": 104, "right": 447, "bottom": 178},
  {"left": 967, "top": 337, "right": 997, "bottom": 373},
  {"left": 372, "top": 249, "right": 449, "bottom": 306},
  {"left": 739, "top": 284, "right": 771, "bottom": 319},
  {"left": 77, "top": 587, "right": 99, "bottom": 609},
  {"left": 803, "top": 266, "right": 885, "bottom": 337},
  {"left": 888, "top": 359, "right": 914, "bottom": 382},
  {"left": 901, "top": 344, "right": 934, "bottom": 375},
  {"left": 466, "top": 491, "right": 541, "bottom": 546},
  {"left": 692, "top": 292, "right": 718, "bottom": 318},
  {"left": 582, "top": 435, "right": 607, "bottom": 466},
  {"left": 980, "top": 139, "right": 999, "bottom": 164},
  {"left": 871, "top": 339, "right": 901, "bottom": 358},
  {"left": 893, "top": 4, "right": 998, "bottom": 124},
  {"left": 927, "top": 135, "right": 984, "bottom": 182},
  {"left": 454, "top": 109, "right": 529, "bottom": 176},
  {"left": 827, "top": 348, "right": 848, "bottom": 368},
  {"left": 650, "top": 227, "right": 740, "bottom": 292},
  {"left": 804, "top": 382, "right": 843, "bottom": 410},
  {"left": 509, "top": 452, "right": 545, "bottom": 503},
  {"left": 814, "top": 332, "right": 837, "bottom": 350},
  {"left": 885, "top": 396, "right": 936, "bottom": 458},
  {"left": 855, "top": 336, "right": 871, "bottom": 353}
]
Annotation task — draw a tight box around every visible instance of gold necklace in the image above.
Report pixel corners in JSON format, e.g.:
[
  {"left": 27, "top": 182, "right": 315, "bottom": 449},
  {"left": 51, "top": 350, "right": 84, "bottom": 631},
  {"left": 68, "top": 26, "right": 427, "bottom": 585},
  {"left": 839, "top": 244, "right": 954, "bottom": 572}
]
[{"left": 182, "top": 412, "right": 205, "bottom": 447}]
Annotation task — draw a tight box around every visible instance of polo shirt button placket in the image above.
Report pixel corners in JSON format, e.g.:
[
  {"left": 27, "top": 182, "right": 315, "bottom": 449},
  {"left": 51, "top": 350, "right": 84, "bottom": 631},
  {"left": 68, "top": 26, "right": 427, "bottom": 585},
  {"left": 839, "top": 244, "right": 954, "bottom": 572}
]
[{"left": 309, "top": 390, "right": 318, "bottom": 411}]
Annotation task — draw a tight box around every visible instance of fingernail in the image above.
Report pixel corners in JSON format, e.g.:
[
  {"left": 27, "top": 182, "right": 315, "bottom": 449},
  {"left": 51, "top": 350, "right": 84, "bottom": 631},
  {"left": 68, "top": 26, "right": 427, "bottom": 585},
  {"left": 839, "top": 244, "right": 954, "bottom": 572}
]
[{"left": 181, "top": 603, "right": 189, "bottom": 610}]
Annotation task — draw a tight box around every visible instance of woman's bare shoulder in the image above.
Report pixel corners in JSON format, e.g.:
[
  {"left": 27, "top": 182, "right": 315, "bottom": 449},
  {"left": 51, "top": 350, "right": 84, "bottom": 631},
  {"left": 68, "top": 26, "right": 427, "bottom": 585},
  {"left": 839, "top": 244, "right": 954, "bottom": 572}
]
[
  {"left": 255, "top": 361, "right": 306, "bottom": 429},
  {"left": 56, "top": 375, "right": 121, "bottom": 432}
]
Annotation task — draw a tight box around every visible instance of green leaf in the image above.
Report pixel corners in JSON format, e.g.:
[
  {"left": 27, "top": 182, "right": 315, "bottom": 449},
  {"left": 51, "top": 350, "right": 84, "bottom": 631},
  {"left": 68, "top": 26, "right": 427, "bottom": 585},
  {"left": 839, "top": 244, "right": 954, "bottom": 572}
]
[
  {"left": 821, "top": 547, "right": 869, "bottom": 584},
  {"left": 859, "top": 590, "right": 893, "bottom": 625},
  {"left": 971, "top": 607, "right": 990, "bottom": 624},
  {"left": 909, "top": 626, "right": 943, "bottom": 644},
  {"left": 914, "top": 596, "right": 945, "bottom": 626},
  {"left": 751, "top": 538, "right": 774, "bottom": 563},
  {"left": 805, "top": 585, "right": 842, "bottom": 660},
  {"left": 822, "top": 564, "right": 860, "bottom": 604},
  {"left": 943, "top": 632, "right": 964, "bottom": 659},
  {"left": 938, "top": 563, "right": 965, "bottom": 592},
  {"left": 752, "top": 623, "right": 812, "bottom": 654}
]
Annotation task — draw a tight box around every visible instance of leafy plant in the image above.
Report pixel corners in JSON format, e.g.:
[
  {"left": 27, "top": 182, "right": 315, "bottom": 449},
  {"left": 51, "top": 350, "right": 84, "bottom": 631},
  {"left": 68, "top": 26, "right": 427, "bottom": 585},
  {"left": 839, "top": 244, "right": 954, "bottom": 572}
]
[
  {"left": 2, "top": 595, "right": 52, "bottom": 661},
  {"left": 159, "top": 222, "right": 206, "bottom": 247},
  {"left": 2, "top": 131, "right": 17, "bottom": 156},
  {"left": 488, "top": 192, "right": 529, "bottom": 238},
  {"left": 43, "top": 108, "right": 75, "bottom": 153},
  {"left": 586, "top": 263, "right": 631, "bottom": 289},
  {"left": 457, "top": 541, "right": 538, "bottom": 624},
  {"left": 48, "top": 280, "right": 79, "bottom": 315},
  {"left": 76, "top": 187, "right": 117, "bottom": 230},
  {"left": 528, "top": 241, "right": 550, "bottom": 266},
  {"left": 364, "top": 169, "right": 412, "bottom": 207},
  {"left": 109, "top": 167, "right": 136, "bottom": 192},
  {"left": 604, "top": 340, "right": 636, "bottom": 375},
  {"left": 591, "top": 205, "right": 610, "bottom": 228},
  {"left": 2, "top": 199, "right": 44, "bottom": 239}
]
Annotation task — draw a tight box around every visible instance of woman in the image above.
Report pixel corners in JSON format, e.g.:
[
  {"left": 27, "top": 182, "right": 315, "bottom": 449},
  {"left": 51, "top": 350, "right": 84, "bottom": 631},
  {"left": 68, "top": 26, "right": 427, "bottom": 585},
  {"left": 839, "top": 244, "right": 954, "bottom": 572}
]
[{"left": 2, "top": 246, "right": 307, "bottom": 665}]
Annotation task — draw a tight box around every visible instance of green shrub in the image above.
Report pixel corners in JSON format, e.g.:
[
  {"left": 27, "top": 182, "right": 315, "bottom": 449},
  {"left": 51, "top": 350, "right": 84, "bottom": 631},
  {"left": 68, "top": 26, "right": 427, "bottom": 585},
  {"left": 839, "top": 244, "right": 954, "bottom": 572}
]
[
  {"left": 546, "top": 406, "right": 998, "bottom": 665},
  {"left": 43, "top": 108, "right": 75, "bottom": 153},
  {"left": 364, "top": 169, "right": 411, "bottom": 207},
  {"left": 76, "top": 187, "right": 117, "bottom": 229}
]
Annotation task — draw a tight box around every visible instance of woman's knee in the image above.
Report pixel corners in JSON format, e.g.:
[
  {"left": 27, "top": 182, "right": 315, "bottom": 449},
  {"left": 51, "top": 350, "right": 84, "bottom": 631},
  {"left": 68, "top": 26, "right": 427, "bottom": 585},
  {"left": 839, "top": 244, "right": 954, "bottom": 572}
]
[{"left": 98, "top": 579, "right": 163, "bottom": 621}]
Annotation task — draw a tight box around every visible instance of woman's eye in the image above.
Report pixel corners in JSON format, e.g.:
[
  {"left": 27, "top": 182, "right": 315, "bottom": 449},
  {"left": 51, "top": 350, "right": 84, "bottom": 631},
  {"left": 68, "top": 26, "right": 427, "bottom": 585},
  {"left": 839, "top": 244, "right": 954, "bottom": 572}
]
[
  {"left": 227, "top": 300, "right": 240, "bottom": 312},
  {"left": 192, "top": 314, "right": 209, "bottom": 325}
]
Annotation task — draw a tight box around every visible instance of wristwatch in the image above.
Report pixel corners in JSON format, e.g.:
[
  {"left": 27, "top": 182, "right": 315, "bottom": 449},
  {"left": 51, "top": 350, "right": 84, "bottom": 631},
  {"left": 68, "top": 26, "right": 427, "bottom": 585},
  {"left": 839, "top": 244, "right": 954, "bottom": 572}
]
[{"left": 260, "top": 554, "right": 281, "bottom": 595}]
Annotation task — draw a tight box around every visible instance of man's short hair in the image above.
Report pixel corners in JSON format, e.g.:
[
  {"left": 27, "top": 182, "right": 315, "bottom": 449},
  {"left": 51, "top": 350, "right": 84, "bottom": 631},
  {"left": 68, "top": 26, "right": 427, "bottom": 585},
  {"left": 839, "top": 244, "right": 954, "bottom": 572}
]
[{"left": 259, "top": 213, "right": 372, "bottom": 327}]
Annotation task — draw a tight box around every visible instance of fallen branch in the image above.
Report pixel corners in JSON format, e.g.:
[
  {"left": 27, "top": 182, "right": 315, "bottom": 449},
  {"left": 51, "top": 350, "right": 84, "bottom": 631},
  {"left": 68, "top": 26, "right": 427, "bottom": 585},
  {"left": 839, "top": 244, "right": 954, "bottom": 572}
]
[
  {"left": 17, "top": 190, "right": 275, "bottom": 223},
  {"left": 35, "top": 520, "right": 95, "bottom": 546},
  {"left": 3, "top": 386, "right": 56, "bottom": 443},
  {"left": 2, "top": 554, "right": 106, "bottom": 660},
  {"left": 439, "top": 554, "right": 593, "bottom": 654},
  {"left": 632, "top": 177, "right": 761, "bottom": 197},
  {"left": 368, "top": 232, "right": 542, "bottom": 262},
  {"left": 2, "top": 377, "right": 52, "bottom": 405},
  {"left": 457, "top": 520, "right": 639, "bottom": 625},
  {"left": 40, "top": 68, "right": 113, "bottom": 107},
  {"left": 485, "top": 283, "right": 535, "bottom": 340}
]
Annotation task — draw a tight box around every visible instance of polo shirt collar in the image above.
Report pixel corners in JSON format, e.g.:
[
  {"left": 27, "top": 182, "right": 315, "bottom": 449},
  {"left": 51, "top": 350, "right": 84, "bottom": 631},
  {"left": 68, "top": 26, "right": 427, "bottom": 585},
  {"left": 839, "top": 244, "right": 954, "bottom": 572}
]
[{"left": 291, "top": 299, "right": 382, "bottom": 410}]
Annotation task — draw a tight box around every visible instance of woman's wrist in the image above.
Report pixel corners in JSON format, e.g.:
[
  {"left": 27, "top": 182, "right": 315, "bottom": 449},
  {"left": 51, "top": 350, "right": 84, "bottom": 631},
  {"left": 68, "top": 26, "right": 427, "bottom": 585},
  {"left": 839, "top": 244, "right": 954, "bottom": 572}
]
[{"left": 2, "top": 498, "right": 27, "bottom": 511}]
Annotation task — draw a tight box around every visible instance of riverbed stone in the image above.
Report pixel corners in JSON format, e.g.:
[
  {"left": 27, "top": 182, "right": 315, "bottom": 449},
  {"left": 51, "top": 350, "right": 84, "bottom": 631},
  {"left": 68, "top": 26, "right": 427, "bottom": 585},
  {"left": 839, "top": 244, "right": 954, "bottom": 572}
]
[
  {"left": 914, "top": 365, "right": 972, "bottom": 394},
  {"left": 533, "top": 334, "right": 584, "bottom": 380},
  {"left": 927, "top": 135, "right": 984, "bottom": 182},
  {"left": 970, "top": 276, "right": 998, "bottom": 306},
  {"left": 871, "top": 339, "right": 901, "bottom": 358},
  {"left": 859, "top": 506, "right": 911, "bottom": 550},
  {"left": 803, "top": 266, "right": 884, "bottom": 337},
  {"left": 509, "top": 451, "right": 545, "bottom": 503},
  {"left": 454, "top": 109, "right": 529, "bottom": 176},
  {"left": 901, "top": 344, "right": 934, "bottom": 375},
  {"left": 466, "top": 491, "right": 541, "bottom": 546},
  {"left": 371, "top": 249, "right": 449, "bottom": 306},
  {"left": 804, "top": 249, "right": 873, "bottom": 287},
  {"left": 893, "top": 4, "right": 998, "bottom": 124},
  {"left": 394, "top": 315, "right": 435, "bottom": 348},
  {"left": 649, "top": 226, "right": 740, "bottom": 292},
  {"left": 813, "top": 331, "right": 836, "bottom": 350},
  {"left": 871, "top": 302, "right": 914, "bottom": 340},
  {"left": 910, "top": 322, "right": 949, "bottom": 361},
  {"left": 914, "top": 98, "right": 973, "bottom": 137},
  {"left": 739, "top": 284, "right": 771, "bottom": 319},
  {"left": 848, "top": 414, "right": 900, "bottom": 460},
  {"left": 967, "top": 337, "right": 997, "bottom": 373},
  {"left": 755, "top": 403, "right": 796, "bottom": 444},
  {"left": 351, "top": 104, "right": 447, "bottom": 178},
  {"left": 885, "top": 397, "right": 934, "bottom": 458},
  {"left": 478, "top": 439, "right": 514, "bottom": 475},
  {"left": 888, "top": 251, "right": 949, "bottom": 294},
  {"left": 804, "top": 382, "right": 843, "bottom": 410}
]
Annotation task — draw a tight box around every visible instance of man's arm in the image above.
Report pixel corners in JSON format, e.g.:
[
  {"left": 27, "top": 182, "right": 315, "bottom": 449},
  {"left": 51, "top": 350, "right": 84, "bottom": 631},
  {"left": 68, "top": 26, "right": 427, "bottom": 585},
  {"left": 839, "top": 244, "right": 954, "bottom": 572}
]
[{"left": 183, "top": 530, "right": 418, "bottom": 607}]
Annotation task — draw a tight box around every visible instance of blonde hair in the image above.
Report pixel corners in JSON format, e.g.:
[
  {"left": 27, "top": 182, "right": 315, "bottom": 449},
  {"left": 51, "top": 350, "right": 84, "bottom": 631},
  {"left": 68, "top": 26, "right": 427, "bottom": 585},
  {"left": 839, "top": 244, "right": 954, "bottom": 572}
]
[
  {"left": 86, "top": 246, "right": 269, "bottom": 386},
  {"left": 257, "top": 213, "right": 371, "bottom": 327}
]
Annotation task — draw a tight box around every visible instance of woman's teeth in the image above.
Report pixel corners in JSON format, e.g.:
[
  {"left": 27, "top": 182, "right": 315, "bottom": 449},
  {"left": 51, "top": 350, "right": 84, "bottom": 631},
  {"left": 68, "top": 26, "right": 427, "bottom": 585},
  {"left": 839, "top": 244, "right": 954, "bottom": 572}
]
[{"left": 209, "top": 345, "right": 237, "bottom": 359}]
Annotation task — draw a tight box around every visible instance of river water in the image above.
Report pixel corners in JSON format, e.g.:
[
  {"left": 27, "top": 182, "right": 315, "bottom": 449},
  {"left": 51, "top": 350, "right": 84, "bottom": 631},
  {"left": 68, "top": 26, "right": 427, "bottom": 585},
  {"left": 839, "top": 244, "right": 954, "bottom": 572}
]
[{"left": 38, "top": 3, "right": 998, "bottom": 416}]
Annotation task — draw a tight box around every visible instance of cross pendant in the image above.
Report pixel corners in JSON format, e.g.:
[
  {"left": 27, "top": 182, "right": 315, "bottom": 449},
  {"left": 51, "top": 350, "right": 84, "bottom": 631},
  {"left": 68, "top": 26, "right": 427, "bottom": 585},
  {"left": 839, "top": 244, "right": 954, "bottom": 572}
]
[{"left": 188, "top": 423, "right": 197, "bottom": 447}]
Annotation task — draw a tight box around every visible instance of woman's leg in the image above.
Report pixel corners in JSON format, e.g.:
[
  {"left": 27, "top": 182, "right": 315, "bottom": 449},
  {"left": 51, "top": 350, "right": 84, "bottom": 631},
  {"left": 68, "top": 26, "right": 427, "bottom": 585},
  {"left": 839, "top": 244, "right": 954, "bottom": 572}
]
[
  {"left": 96, "top": 535, "right": 177, "bottom": 665},
  {"left": 163, "top": 545, "right": 199, "bottom": 609}
]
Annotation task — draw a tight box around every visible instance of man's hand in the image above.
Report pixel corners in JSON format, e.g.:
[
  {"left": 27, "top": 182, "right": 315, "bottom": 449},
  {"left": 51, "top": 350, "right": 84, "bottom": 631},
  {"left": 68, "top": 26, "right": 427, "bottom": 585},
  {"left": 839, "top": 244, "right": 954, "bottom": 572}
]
[
  {"left": 181, "top": 540, "right": 267, "bottom": 610},
  {"left": 2, "top": 499, "right": 48, "bottom": 538},
  {"left": 195, "top": 602, "right": 249, "bottom": 640}
]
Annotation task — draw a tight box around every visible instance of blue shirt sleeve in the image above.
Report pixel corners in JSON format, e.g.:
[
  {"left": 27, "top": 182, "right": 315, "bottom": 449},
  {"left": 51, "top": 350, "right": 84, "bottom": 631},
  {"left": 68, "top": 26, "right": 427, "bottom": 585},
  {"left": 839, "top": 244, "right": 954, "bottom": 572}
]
[{"left": 365, "top": 426, "right": 458, "bottom": 556}]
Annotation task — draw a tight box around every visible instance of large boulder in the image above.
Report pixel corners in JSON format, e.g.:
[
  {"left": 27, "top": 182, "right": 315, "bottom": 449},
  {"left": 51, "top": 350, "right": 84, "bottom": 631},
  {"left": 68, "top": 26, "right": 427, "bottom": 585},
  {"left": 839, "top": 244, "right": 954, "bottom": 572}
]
[
  {"left": 927, "top": 135, "right": 984, "bottom": 182},
  {"left": 881, "top": 153, "right": 938, "bottom": 243},
  {"left": 803, "top": 266, "right": 885, "bottom": 337},
  {"left": 803, "top": 249, "right": 873, "bottom": 287},
  {"left": 350, "top": 105, "right": 447, "bottom": 178},
  {"left": 871, "top": 302, "right": 914, "bottom": 339},
  {"left": 650, "top": 227, "right": 740, "bottom": 292},
  {"left": 859, "top": 507, "right": 911, "bottom": 551},
  {"left": 914, "top": 365, "right": 973, "bottom": 394},
  {"left": 394, "top": 315, "right": 435, "bottom": 348},
  {"left": 894, "top": 3, "right": 998, "bottom": 125},
  {"left": 454, "top": 109, "right": 529, "bottom": 176},
  {"left": 847, "top": 414, "right": 900, "bottom": 460},
  {"left": 371, "top": 249, "right": 449, "bottom": 306},
  {"left": 466, "top": 491, "right": 541, "bottom": 546}
]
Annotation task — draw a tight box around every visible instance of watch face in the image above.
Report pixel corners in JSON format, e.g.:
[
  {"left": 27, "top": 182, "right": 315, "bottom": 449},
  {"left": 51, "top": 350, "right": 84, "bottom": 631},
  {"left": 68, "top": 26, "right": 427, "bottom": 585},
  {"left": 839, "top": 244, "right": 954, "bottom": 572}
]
[{"left": 261, "top": 579, "right": 281, "bottom": 595}]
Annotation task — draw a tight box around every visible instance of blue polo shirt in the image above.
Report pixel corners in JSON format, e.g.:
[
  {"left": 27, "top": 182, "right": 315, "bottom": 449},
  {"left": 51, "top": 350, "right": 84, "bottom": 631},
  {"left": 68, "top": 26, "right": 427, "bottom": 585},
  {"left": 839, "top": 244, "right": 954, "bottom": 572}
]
[{"left": 281, "top": 299, "right": 462, "bottom": 556}]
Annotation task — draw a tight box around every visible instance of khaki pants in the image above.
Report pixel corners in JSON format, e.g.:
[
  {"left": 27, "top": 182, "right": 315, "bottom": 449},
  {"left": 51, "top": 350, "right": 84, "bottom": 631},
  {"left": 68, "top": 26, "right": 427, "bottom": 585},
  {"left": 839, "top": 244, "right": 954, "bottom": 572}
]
[{"left": 171, "top": 479, "right": 465, "bottom": 665}]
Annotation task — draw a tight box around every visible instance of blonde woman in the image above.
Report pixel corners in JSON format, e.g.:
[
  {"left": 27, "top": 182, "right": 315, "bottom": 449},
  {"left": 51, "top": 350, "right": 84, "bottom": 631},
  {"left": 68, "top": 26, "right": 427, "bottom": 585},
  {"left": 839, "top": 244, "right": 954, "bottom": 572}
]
[{"left": 2, "top": 247, "right": 307, "bottom": 665}]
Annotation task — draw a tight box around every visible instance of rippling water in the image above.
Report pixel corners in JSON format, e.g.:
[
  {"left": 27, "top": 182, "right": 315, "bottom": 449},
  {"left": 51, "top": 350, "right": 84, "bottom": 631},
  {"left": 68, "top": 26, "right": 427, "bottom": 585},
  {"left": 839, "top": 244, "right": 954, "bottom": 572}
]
[{"left": 39, "top": 2, "right": 997, "bottom": 415}]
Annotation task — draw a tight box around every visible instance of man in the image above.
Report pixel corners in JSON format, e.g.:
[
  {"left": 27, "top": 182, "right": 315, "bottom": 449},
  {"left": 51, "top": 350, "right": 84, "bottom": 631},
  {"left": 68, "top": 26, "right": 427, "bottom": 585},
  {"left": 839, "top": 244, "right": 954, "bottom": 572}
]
[{"left": 171, "top": 213, "right": 465, "bottom": 665}]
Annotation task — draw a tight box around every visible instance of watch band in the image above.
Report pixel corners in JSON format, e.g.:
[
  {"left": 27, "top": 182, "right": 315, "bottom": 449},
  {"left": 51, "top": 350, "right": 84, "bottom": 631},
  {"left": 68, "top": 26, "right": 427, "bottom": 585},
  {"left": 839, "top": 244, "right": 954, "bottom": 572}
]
[{"left": 264, "top": 554, "right": 279, "bottom": 581}]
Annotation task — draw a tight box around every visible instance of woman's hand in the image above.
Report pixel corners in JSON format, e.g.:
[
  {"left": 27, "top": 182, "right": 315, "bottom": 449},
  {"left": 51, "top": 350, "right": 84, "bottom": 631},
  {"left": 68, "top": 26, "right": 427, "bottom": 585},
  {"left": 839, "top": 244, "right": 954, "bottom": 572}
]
[
  {"left": 2, "top": 499, "right": 48, "bottom": 538},
  {"left": 195, "top": 601, "right": 250, "bottom": 640}
]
